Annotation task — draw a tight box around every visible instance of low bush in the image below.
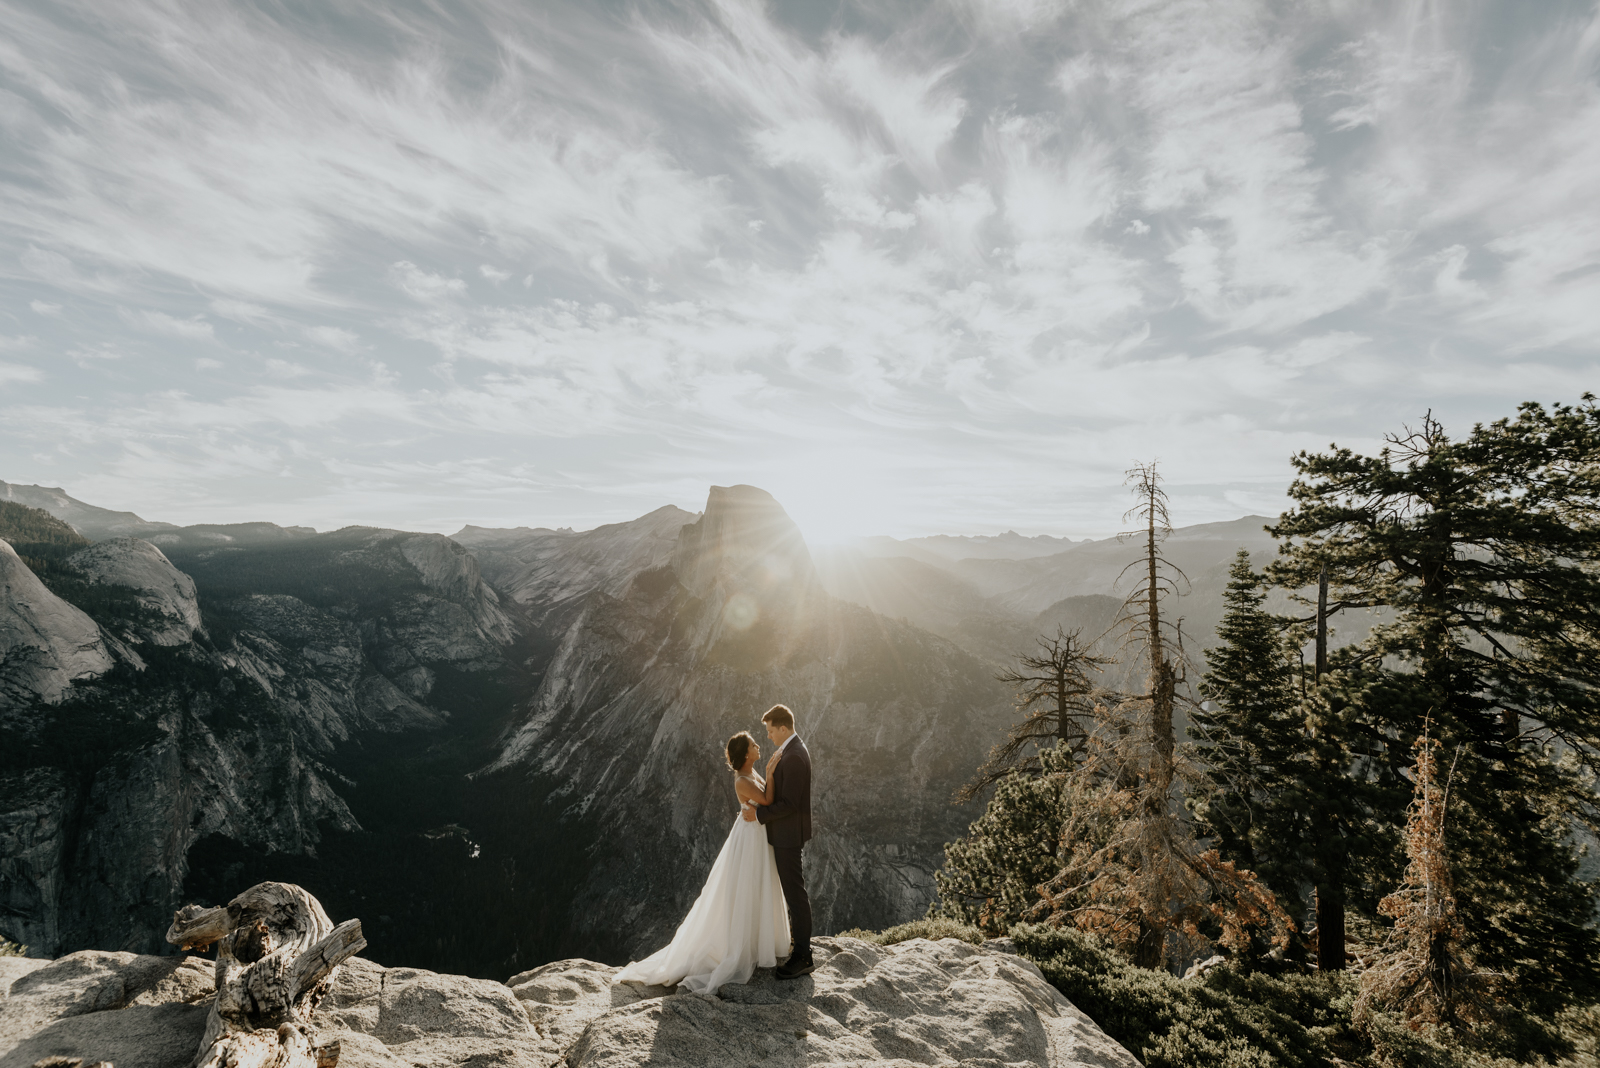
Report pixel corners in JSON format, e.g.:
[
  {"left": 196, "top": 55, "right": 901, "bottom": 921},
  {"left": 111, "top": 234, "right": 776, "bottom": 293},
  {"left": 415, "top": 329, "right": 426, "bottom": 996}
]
[
  {"left": 834, "top": 917, "right": 985, "bottom": 946},
  {"left": 1011, "top": 924, "right": 1343, "bottom": 1068}
]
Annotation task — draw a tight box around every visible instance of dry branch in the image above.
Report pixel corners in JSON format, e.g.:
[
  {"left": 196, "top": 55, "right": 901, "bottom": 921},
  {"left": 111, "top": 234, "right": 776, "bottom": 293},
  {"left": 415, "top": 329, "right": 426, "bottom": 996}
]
[{"left": 166, "top": 881, "right": 365, "bottom": 1068}]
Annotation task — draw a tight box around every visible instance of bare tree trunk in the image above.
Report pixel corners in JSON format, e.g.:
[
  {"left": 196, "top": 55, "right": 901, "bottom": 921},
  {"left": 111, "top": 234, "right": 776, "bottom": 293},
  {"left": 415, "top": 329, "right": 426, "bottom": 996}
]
[
  {"left": 1145, "top": 491, "right": 1165, "bottom": 672},
  {"left": 1134, "top": 920, "right": 1165, "bottom": 970},
  {"left": 1315, "top": 873, "right": 1347, "bottom": 973},
  {"left": 166, "top": 882, "right": 364, "bottom": 1068},
  {"left": 1145, "top": 487, "right": 1175, "bottom": 796},
  {"left": 1311, "top": 562, "right": 1345, "bottom": 971},
  {"left": 1315, "top": 564, "right": 1329, "bottom": 679}
]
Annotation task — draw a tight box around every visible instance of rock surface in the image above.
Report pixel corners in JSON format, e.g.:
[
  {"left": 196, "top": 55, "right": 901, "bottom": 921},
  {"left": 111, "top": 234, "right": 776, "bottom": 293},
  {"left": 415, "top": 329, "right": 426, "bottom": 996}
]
[
  {"left": 0, "top": 950, "right": 214, "bottom": 1068},
  {"left": 0, "top": 938, "right": 1141, "bottom": 1068},
  {"left": 0, "top": 539, "right": 114, "bottom": 704},
  {"left": 66, "top": 538, "right": 202, "bottom": 646}
]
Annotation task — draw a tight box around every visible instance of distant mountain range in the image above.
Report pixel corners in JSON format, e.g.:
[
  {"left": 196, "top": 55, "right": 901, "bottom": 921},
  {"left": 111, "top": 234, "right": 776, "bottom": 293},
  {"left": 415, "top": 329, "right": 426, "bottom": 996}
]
[
  {"left": 857, "top": 530, "right": 1082, "bottom": 563},
  {"left": 0, "top": 479, "right": 1284, "bottom": 979}
]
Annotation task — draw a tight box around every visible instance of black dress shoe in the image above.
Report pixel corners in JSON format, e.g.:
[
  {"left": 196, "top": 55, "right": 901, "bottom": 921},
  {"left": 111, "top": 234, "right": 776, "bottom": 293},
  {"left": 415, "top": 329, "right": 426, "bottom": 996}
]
[{"left": 775, "top": 956, "right": 815, "bottom": 980}]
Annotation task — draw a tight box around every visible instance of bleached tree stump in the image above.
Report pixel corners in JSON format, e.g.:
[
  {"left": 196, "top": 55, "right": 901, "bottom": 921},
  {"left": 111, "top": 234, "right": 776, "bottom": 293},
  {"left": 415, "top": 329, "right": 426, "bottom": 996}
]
[{"left": 166, "top": 881, "right": 365, "bottom": 1068}]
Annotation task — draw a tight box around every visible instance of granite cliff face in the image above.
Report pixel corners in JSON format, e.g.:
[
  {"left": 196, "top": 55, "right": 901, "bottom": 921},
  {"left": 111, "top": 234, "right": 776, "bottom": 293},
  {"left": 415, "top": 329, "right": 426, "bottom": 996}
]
[
  {"left": 65, "top": 538, "right": 202, "bottom": 647},
  {"left": 0, "top": 539, "right": 115, "bottom": 705},
  {"left": 474, "top": 486, "right": 1008, "bottom": 961},
  {"left": 0, "top": 527, "right": 524, "bottom": 961}
]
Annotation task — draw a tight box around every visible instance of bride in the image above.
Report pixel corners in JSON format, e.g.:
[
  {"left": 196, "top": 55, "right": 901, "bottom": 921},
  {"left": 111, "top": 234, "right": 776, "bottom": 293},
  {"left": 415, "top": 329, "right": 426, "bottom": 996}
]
[{"left": 614, "top": 731, "right": 791, "bottom": 994}]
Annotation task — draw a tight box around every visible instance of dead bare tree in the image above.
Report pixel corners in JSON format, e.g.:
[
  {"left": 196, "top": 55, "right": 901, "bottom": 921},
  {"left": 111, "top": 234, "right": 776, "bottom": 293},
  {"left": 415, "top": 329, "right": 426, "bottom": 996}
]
[
  {"left": 958, "top": 626, "right": 1113, "bottom": 802},
  {"left": 1116, "top": 459, "right": 1189, "bottom": 799},
  {"left": 1355, "top": 732, "right": 1493, "bottom": 1034},
  {"left": 166, "top": 881, "right": 365, "bottom": 1068},
  {"left": 1033, "top": 462, "right": 1291, "bottom": 969}
]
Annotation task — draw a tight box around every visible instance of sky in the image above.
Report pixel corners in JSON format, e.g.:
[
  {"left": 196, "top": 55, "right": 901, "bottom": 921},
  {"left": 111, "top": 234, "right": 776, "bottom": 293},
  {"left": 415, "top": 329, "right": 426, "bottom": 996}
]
[{"left": 1, "top": 0, "right": 1598, "bottom": 544}]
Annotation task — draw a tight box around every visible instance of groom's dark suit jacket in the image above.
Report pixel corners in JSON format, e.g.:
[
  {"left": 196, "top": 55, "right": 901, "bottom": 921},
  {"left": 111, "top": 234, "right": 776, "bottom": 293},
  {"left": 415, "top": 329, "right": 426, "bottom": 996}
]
[{"left": 757, "top": 736, "right": 812, "bottom": 848}]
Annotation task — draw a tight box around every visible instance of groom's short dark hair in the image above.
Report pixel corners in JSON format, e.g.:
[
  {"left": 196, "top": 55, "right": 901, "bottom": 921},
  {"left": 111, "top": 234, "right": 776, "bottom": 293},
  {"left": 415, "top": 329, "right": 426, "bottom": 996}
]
[{"left": 762, "top": 704, "right": 794, "bottom": 729}]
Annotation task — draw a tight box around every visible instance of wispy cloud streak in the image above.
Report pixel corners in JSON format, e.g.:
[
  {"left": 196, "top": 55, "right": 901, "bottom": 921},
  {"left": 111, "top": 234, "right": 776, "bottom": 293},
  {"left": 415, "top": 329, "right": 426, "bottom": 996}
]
[{"left": 0, "top": 0, "right": 1594, "bottom": 539}]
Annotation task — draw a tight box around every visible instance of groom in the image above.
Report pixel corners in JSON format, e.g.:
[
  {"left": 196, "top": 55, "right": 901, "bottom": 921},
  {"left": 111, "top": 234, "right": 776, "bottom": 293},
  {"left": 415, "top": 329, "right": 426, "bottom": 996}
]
[{"left": 742, "top": 703, "right": 814, "bottom": 978}]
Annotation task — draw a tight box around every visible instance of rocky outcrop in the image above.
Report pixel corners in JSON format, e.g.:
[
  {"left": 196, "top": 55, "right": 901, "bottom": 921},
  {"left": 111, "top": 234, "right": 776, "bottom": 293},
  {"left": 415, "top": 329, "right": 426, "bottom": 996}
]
[
  {"left": 0, "top": 938, "right": 1140, "bottom": 1068},
  {"left": 0, "top": 539, "right": 113, "bottom": 704},
  {"left": 65, "top": 538, "right": 202, "bottom": 646},
  {"left": 398, "top": 535, "right": 515, "bottom": 648}
]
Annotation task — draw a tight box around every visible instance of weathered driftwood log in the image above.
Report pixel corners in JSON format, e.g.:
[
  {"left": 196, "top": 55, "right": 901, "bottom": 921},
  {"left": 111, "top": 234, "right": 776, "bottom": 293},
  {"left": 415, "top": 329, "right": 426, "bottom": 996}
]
[{"left": 166, "top": 881, "right": 365, "bottom": 1068}]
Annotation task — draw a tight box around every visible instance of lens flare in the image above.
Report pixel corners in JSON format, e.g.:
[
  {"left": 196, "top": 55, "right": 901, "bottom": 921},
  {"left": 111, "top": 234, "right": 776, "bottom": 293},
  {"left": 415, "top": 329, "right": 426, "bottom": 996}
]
[{"left": 722, "top": 592, "right": 759, "bottom": 631}]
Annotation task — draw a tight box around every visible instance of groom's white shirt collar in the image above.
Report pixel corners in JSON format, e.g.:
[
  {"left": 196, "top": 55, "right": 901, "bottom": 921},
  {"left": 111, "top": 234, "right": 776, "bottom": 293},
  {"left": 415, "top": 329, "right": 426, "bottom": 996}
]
[{"left": 777, "top": 732, "right": 797, "bottom": 756}]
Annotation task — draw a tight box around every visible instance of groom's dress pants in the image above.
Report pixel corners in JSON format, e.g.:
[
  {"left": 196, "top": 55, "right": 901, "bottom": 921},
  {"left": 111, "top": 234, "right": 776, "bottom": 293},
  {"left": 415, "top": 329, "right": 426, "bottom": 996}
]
[{"left": 774, "top": 846, "right": 812, "bottom": 961}]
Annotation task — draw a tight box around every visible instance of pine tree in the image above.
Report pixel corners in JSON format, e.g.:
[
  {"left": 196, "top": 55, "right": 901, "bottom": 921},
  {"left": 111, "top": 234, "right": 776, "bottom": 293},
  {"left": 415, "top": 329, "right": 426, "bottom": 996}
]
[
  {"left": 1191, "top": 551, "right": 1317, "bottom": 941},
  {"left": 932, "top": 744, "right": 1087, "bottom": 933},
  {"left": 1268, "top": 399, "right": 1600, "bottom": 1031}
]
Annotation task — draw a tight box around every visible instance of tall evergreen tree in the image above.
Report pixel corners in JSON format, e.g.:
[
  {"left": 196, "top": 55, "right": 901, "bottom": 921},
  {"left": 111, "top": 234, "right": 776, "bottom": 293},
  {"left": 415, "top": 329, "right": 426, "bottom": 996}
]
[
  {"left": 1191, "top": 551, "right": 1316, "bottom": 935},
  {"left": 1268, "top": 399, "right": 1600, "bottom": 1034}
]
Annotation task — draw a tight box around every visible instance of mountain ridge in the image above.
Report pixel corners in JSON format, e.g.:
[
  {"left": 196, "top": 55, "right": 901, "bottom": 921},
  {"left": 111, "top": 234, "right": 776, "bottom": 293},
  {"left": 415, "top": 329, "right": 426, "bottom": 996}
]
[{"left": 2, "top": 478, "right": 1282, "bottom": 977}]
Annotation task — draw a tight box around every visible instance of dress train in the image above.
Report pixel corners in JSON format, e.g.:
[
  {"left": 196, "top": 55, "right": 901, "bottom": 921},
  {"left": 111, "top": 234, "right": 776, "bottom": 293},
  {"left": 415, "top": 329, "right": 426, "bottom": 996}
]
[{"left": 614, "top": 788, "right": 790, "bottom": 995}]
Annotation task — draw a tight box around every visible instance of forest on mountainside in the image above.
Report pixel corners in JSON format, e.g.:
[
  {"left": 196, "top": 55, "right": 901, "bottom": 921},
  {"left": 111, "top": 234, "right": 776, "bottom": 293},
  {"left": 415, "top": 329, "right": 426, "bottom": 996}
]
[
  {"left": 929, "top": 397, "right": 1600, "bottom": 1068},
  {"left": 0, "top": 501, "right": 90, "bottom": 575}
]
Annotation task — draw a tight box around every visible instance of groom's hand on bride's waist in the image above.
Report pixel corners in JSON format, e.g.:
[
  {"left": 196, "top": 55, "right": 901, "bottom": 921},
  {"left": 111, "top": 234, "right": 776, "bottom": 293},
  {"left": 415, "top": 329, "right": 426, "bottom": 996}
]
[{"left": 742, "top": 804, "right": 759, "bottom": 822}]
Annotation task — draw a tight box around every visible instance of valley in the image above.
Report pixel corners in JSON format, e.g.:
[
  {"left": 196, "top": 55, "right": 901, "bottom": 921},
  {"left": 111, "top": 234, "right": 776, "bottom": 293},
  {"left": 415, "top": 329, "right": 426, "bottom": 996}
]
[{"left": 0, "top": 479, "right": 1276, "bottom": 979}]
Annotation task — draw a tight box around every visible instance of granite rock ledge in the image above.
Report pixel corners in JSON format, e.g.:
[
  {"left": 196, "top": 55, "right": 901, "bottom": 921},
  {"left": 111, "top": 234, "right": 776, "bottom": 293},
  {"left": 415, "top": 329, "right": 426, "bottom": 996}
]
[{"left": 0, "top": 937, "right": 1141, "bottom": 1068}]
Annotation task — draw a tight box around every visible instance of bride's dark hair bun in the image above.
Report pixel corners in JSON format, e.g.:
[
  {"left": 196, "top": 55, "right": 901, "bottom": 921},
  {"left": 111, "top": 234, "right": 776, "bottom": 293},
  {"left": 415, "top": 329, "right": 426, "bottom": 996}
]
[{"left": 726, "top": 731, "right": 755, "bottom": 771}]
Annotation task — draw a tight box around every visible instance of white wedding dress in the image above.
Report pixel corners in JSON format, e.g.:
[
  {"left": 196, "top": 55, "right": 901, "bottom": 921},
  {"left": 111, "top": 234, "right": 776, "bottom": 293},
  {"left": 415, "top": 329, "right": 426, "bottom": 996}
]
[{"left": 614, "top": 775, "right": 791, "bottom": 994}]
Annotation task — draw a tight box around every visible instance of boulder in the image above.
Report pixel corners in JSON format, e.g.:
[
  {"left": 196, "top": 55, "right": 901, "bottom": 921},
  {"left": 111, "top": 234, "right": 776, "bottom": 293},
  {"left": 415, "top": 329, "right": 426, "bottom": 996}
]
[
  {"left": 0, "top": 938, "right": 1140, "bottom": 1068},
  {"left": 317, "top": 959, "right": 556, "bottom": 1068},
  {"left": 0, "top": 958, "right": 47, "bottom": 998},
  {"left": 0, "top": 951, "right": 215, "bottom": 1068}
]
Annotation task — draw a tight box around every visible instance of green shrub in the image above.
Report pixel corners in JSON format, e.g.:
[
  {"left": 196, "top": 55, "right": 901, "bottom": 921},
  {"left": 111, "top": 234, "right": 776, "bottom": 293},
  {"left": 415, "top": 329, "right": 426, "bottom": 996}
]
[
  {"left": 0, "top": 937, "right": 26, "bottom": 957},
  {"left": 1010, "top": 923, "right": 1345, "bottom": 1068},
  {"left": 834, "top": 917, "right": 985, "bottom": 946}
]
